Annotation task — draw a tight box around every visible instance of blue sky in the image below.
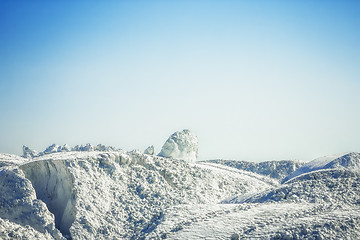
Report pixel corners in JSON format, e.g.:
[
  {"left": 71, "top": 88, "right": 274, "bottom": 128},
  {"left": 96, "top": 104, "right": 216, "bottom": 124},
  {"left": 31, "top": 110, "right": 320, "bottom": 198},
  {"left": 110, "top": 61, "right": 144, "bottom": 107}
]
[{"left": 1, "top": 1, "right": 359, "bottom": 161}]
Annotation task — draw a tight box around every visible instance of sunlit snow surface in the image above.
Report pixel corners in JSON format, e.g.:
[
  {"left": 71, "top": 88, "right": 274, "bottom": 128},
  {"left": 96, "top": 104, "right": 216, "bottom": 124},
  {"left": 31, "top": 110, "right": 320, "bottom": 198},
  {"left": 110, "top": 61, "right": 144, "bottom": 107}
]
[{"left": 0, "top": 151, "right": 360, "bottom": 239}]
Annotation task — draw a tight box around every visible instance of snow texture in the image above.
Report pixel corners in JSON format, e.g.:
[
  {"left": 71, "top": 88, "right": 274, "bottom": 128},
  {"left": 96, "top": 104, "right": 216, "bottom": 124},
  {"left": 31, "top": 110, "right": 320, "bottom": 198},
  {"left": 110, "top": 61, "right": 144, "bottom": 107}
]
[
  {"left": 158, "top": 129, "right": 198, "bottom": 162},
  {"left": 1, "top": 144, "right": 360, "bottom": 239}
]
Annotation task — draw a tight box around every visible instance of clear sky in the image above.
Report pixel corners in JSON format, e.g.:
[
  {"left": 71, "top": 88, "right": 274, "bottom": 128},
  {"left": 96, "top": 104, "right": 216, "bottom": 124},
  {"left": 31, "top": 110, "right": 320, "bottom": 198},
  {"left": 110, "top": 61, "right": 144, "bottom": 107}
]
[{"left": 1, "top": 0, "right": 359, "bottom": 162}]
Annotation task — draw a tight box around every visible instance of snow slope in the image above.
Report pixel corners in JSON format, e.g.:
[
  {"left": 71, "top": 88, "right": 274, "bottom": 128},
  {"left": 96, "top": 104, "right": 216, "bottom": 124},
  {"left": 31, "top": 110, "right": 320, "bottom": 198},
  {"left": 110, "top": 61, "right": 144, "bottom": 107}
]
[
  {"left": 204, "top": 159, "right": 304, "bottom": 180},
  {"left": 225, "top": 169, "right": 360, "bottom": 205},
  {"left": 159, "top": 202, "right": 360, "bottom": 239},
  {"left": 283, "top": 152, "right": 360, "bottom": 182},
  {"left": 156, "top": 167, "right": 360, "bottom": 239}
]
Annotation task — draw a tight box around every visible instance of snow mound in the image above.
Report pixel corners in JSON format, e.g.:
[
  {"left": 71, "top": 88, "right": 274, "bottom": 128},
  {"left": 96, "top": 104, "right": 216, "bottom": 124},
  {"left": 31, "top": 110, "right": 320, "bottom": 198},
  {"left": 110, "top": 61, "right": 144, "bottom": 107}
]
[
  {"left": 158, "top": 129, "right": 198, "bottom": 162},
  {"left": 283, "top": 152, "right": 360, "bottom": 182},
  {"left": 204, "top": 159, "right": 304, "bottom": 180}
]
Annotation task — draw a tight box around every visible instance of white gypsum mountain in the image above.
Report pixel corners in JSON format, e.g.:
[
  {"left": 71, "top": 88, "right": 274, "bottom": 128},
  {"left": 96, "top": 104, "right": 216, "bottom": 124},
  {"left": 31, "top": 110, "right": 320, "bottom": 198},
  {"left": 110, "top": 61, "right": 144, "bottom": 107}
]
[{"left": 0, "top": 130, "right": 359, "bottom": 239}]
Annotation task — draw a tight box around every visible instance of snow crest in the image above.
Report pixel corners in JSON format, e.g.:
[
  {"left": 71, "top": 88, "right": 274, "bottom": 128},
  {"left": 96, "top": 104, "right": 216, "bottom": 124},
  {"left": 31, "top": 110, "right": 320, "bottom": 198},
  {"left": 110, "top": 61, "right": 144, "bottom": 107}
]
[{"left": 204, "top": 159, "right": 304, "bottom": 180}]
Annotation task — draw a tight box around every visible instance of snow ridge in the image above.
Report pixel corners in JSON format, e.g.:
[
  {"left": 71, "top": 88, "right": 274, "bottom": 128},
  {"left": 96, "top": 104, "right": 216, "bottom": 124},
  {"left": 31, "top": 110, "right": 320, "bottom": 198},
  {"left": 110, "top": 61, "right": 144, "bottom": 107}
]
[
  {"left": 204, "top": 159, "right": 304, "bottom": 180},
  {"left": 283, "top": 152, "right": 360, "bottom": 182},
  {"left": 226, "top": 168, "right": 360, "bottom": 205}
]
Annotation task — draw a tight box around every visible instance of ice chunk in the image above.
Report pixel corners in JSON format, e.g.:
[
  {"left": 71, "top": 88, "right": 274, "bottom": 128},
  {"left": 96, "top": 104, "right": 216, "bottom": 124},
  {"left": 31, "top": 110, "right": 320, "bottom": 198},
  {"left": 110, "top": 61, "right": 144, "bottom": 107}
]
[
  {"left": 22, "top": 145, "right": 39, "bottom": 158},
  {"left": 144, "top": 146, "right": 155, "bottom": 155},
  {"left": 43, "top": 144, "right": 61, "bottom": 154},
  {"left": 158, "top": 129, "right": 198, "bottom": 162},
  {"left": 60, "top": 144, "right": 71, "bottom": 152}
]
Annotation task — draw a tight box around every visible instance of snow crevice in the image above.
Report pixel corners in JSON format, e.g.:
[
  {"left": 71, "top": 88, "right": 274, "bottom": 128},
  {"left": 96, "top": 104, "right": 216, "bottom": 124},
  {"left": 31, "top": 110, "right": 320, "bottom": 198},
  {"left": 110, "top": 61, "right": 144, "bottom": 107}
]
[{"left": 20, "top": 160, "right": 76, "bottom": 238}]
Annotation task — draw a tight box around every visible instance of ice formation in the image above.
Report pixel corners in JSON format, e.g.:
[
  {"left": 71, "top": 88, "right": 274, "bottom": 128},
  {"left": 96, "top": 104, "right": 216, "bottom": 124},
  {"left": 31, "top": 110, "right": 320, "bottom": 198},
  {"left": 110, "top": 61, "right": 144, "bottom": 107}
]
[
  {"left": 22, "top": 145, "right": 38, "bottom": 158},
  {"left": 0, "top": 151, "right": 272, "bottom": 239},
  {"left": 22, "top": 143, "right": 120, "bottom": 158},
  {"left": 158, "top": 129, "right": 198, "bottom": 162},
  {"left": 20, "top": 160, "right": 76, "bottom": 237},
  {"left": 1, "top": 134, "right": 360, "bottom": 239}
]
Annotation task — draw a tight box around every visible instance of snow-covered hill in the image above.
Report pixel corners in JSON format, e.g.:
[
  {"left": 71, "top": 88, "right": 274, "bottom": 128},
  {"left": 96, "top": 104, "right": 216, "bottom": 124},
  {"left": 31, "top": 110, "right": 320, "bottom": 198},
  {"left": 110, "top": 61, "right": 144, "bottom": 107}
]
[
  {"left": 283, "top": 152, "right": 360, "bottom": 182},
  {"left": 224, "top": 168, "right": 360, "bottom": 205},
  {"left": 0, "top": 132, "right": 359, "bottom": 239}
]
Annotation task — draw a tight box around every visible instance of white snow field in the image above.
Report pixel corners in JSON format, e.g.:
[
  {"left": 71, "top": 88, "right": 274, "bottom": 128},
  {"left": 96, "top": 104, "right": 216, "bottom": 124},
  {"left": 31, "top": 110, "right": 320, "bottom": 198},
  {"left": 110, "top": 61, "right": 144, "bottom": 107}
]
[{"left": 0, "top": 131, "right": 359, "bottom": 239}]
